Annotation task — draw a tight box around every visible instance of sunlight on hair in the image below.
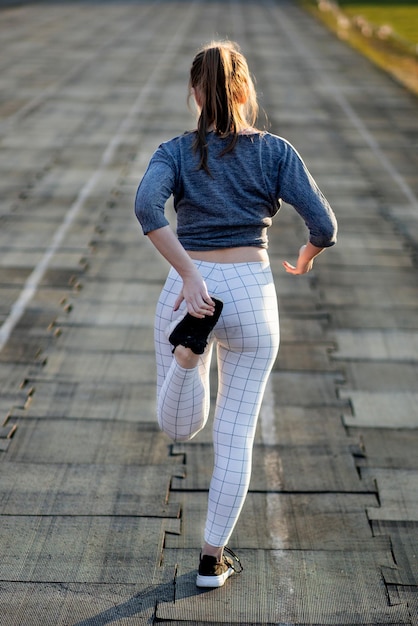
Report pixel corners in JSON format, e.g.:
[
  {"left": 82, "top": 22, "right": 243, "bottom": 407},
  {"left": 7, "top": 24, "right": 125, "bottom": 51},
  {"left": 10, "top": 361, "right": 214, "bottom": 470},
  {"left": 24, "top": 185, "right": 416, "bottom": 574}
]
[{"left": 189, "top": 40, "right": 259, "bottom": 173}]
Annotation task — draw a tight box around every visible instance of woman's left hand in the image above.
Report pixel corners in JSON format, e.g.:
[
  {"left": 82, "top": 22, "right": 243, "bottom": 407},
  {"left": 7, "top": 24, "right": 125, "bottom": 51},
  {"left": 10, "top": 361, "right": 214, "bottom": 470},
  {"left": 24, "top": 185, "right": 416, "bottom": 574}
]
[
  {"left": 174, "top": 269, "right": 215, "bottom": 318},
  {"left": 146, "top": 226, "right": 215, "bottom": 318}
]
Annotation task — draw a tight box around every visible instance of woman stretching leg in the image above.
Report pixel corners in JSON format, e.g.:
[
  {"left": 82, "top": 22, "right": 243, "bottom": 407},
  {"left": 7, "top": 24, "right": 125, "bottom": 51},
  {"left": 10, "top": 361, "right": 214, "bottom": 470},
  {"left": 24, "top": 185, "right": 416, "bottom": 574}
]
[
  {"left": 135, "top": 41, "right": 337, "bottom": 587},
  {"left": 155, "top": 260, "right": 279, "bottom": 551}
]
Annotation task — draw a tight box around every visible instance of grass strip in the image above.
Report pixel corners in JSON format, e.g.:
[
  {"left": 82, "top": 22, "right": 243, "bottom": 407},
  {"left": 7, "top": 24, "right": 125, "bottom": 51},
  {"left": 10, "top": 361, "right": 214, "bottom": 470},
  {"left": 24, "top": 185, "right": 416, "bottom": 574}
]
[
  {"left": 302, "top": 1, "right": 418, "bottom": 96},
  {"left": 338, "top": 1, "right": 418, "bottom": 46}
]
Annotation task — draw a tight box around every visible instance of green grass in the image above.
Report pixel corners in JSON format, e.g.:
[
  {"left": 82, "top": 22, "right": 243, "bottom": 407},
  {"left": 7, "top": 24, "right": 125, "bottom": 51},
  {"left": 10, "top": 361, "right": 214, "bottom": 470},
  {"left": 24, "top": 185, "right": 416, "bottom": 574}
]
[
  {"left": 302, "top": 1, "right": 418, "bottom": 95},
  {"left": 337, "top": 2, "right": 418, "bottom": 45}
]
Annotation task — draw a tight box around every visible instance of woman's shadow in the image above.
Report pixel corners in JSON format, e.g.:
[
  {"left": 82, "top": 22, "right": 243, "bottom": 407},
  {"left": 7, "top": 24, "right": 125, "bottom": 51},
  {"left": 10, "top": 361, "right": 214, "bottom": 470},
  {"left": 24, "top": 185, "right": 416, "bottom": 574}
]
[{"left": 73, "top": 571, "right": 211, "bottom": 626}]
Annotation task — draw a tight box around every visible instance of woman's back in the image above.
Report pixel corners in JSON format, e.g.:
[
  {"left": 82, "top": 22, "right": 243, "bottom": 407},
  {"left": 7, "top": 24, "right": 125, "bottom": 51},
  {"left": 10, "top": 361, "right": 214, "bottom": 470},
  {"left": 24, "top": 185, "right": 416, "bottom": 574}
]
[{"left": 136, "top": 129, "right": 337, "bottom": 252}]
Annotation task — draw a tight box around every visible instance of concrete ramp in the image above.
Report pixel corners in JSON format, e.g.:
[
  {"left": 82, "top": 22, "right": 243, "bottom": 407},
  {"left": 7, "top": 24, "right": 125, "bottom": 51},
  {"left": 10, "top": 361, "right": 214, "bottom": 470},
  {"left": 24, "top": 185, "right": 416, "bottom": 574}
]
[{"left": 0, "top": 0, "right": 417, "bottom": 624}]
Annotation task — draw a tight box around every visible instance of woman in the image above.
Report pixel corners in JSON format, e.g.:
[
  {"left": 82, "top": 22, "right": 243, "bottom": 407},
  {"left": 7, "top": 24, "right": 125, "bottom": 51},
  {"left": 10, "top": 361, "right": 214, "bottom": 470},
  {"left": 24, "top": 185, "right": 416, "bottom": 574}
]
[{"left": 135, "top": 40, "right": 337, "bottom": 588}]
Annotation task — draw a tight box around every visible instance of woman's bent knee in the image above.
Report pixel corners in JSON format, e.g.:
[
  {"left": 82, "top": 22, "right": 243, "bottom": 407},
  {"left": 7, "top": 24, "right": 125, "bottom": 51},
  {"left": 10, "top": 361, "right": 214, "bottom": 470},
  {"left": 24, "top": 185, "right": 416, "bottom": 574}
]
[{"left": 158, "top": 421, "right": 203, "bottom": 443}]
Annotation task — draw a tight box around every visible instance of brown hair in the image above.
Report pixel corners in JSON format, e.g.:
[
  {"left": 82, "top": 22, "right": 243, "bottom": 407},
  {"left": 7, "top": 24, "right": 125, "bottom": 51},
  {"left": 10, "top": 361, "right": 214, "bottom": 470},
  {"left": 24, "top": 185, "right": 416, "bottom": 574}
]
[{"left": 189, "top": 40, "right": 259, "bottom": 173}]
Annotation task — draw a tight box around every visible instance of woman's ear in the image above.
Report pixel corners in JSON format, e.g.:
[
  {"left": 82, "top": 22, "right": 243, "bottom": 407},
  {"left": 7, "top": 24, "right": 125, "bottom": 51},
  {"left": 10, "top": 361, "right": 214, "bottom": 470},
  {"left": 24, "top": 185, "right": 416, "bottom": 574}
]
[{"left": 192, "top": 86, "right": 203, "bottom": 108}]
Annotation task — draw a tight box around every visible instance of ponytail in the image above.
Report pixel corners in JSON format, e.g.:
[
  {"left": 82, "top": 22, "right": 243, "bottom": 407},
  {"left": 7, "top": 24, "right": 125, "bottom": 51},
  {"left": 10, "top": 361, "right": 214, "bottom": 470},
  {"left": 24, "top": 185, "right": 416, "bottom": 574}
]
[{"left": 189, "top": 41, "right": 258, "bottom": 173}]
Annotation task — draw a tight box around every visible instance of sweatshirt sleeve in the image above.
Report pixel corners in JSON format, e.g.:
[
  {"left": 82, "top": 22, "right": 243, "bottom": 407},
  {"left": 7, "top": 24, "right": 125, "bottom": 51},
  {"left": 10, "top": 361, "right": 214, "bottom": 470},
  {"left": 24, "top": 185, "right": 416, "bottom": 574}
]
[
  {"left": 134, "top": 145, "right": 177, "bottom": 235},
  {"left": 277, "top": 139, "right": 337, "bottom": 248}
]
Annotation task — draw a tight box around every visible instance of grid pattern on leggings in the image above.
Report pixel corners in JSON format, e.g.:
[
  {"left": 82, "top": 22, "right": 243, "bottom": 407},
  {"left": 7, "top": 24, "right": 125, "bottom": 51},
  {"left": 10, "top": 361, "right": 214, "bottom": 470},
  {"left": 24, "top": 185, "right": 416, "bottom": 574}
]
[
  {"left": 154, "top": 260, "right": 279, "bottom": 545},
  {"left": 157, "top": 357, "right": 210, "bottom": 441}
]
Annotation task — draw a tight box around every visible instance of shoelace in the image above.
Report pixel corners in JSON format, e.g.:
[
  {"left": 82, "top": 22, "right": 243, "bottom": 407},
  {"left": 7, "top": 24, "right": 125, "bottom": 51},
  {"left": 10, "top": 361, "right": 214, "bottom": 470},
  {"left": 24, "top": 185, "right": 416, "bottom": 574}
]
[{"left": 224, "top": 546, "right": 244, "bottom": 573}]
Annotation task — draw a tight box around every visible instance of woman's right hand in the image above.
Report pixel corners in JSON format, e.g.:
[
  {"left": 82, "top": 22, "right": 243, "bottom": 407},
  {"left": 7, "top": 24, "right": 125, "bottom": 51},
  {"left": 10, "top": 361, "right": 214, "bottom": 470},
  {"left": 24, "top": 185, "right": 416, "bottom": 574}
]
[{"left": 282, "top": 243, "right": 324, "bottom": 275}]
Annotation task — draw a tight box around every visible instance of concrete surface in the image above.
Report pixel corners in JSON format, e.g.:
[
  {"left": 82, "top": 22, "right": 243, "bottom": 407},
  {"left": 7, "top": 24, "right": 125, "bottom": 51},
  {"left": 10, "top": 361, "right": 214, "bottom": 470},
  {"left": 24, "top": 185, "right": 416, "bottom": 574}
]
[{"left": 0, "top": 1, "right": 417, "bottom": 624}]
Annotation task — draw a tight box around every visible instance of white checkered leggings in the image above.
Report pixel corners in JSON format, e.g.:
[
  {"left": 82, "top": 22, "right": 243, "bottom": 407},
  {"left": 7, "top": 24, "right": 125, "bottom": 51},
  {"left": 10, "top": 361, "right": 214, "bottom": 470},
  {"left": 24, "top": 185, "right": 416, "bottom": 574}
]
[{"left": 154, "top": 260, "right": 280, "bottom": 547}]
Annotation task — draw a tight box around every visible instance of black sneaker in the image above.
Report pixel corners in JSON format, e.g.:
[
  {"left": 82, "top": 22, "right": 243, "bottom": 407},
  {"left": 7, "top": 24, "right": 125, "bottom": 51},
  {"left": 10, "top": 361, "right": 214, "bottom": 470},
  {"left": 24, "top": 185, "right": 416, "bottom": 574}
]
[
  {"left": 167, "top": 297, "right": 223, "bottom": 355},
  {"left": 196, "top": 547, "right": 243, "bottom": 588}
]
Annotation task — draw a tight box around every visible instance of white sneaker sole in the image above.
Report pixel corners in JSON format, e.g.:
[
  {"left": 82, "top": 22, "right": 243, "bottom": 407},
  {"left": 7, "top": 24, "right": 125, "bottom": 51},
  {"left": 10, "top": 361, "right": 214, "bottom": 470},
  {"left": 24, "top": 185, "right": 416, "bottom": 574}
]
[
  {"left": 165, "top": 310, "right": 188, "bottom": 343},
  {"left": 196, "top": 566, "right": 234, "bottom": 588}
]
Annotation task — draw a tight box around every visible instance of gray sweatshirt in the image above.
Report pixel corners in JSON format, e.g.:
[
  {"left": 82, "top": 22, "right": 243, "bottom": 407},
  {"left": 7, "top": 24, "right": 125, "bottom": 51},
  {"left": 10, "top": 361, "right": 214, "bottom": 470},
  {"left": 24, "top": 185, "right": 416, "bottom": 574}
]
[{"left": 135, "top": 131, "right": 337, "bottom": 251}]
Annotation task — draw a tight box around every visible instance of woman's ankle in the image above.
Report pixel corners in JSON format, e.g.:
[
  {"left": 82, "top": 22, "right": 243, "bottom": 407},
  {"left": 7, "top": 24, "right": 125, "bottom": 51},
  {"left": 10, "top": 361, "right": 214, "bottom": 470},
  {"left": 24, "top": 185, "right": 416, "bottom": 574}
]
[
  {"left": 201, "top": 542, "right": 223, "bottom": 561},
  {"left": 173, "top": 344, "right": 200, "bottom": 369}
]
